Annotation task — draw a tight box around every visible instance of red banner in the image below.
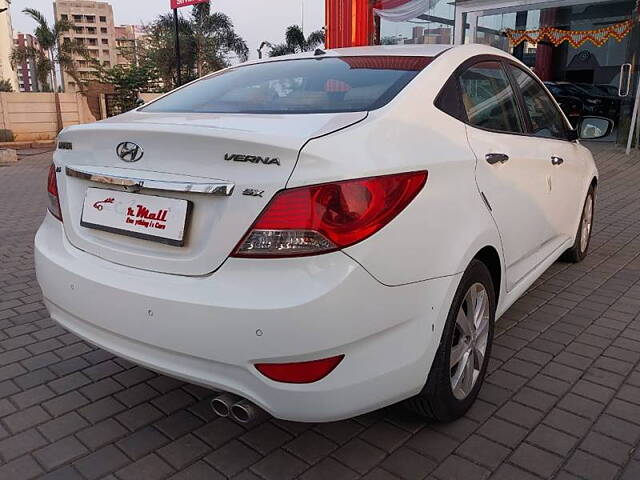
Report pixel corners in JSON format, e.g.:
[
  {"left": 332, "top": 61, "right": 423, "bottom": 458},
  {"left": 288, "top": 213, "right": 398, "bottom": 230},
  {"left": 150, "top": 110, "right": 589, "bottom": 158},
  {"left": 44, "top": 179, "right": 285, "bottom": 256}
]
[
  {"left": 325, "top": 0, "right": 373, "bottom": 48},
  {"left": 170, "top": 0, "right": 209, "bottom": 9}
]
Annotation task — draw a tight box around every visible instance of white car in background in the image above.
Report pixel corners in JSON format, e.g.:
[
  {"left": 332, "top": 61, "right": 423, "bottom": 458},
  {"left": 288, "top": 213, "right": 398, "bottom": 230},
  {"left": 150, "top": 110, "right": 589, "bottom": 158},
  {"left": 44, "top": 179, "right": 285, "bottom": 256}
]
[{"left": 35, "top": 44, "right": 609, "bottom": 423}]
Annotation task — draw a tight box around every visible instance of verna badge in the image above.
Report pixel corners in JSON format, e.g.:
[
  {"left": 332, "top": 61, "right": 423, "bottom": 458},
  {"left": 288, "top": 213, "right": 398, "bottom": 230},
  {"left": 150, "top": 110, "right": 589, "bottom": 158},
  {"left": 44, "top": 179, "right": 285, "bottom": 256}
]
[
  {"left": 116, "top": 142, "right": 144, "bottom": 162},
  {"left": 225, "top": 153, "right": 280, "bottom": 166}
]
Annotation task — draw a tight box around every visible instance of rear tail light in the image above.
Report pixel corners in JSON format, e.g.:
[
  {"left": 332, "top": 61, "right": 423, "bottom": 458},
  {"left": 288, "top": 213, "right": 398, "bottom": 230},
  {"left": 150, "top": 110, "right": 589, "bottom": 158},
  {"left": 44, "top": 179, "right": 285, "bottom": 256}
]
[
  {"left": 233, "top": 171, "right": 427, "bottom": 257},
  {"left": 255, "top": 355, "right": 344, "bottom": 383},
  {"left": 47, "top": 164, "right": 63, "bottom": 221}
]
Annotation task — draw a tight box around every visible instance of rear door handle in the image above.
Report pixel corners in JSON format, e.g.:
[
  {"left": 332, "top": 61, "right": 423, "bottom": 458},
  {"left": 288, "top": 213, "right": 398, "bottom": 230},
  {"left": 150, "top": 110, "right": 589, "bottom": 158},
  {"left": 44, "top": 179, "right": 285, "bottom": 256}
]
[
  {"left": 486, "top": 153, "right": 509, "bottom": 165},
  {"left": 551, "top": 156, "right": 564, "bottom": 166}
]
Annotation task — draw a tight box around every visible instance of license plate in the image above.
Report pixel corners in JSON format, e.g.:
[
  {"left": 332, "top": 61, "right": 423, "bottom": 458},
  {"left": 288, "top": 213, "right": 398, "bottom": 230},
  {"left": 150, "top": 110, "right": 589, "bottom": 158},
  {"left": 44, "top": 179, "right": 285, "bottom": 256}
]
[{"left": 81, "top": 188, "right": 191, "bottom": 247}]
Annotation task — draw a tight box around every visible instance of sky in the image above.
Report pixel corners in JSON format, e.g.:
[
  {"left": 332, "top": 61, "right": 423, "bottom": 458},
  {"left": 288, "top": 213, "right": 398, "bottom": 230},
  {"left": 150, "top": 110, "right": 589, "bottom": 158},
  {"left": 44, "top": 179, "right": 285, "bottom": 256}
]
[{"left": 11, "top": 0, "right": 325, "bottom": 60}]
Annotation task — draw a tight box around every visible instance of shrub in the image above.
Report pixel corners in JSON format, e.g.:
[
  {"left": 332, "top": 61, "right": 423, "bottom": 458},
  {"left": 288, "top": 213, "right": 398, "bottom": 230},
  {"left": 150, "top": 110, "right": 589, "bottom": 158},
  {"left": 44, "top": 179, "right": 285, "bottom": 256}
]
[{"left": 0, "top": 129, "right": 15, "bottom": 142}]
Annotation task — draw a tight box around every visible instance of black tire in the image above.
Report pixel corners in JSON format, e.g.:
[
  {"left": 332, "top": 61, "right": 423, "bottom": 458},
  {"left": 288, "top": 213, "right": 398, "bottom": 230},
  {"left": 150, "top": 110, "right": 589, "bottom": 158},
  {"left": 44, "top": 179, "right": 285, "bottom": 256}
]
[
  {"left": 561, "top": 185, "right": 595, "bottom": 263},
  {"left": 405, "top": 259, "right": 495, "bottom": 422}
]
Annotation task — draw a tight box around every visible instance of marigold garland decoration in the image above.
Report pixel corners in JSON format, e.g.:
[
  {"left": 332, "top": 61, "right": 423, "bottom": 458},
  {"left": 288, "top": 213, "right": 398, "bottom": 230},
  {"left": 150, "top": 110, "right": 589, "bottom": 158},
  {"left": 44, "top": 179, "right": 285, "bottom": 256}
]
[{"left": 506, "top": 19, "right": 633, "bottom": 48}]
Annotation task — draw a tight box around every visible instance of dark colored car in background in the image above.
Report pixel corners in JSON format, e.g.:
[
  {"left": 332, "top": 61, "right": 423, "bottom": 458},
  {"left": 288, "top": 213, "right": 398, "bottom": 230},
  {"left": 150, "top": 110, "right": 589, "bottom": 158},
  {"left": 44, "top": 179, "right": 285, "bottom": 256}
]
[
  {"left": 545, "top": 81, "right": 620, "bottom": 123},
  {"left": 543, "top": 82, "right": 583, "bottom": 127},
  {"left": 596, "top": 84, "right": 620, "bottom": 97}
]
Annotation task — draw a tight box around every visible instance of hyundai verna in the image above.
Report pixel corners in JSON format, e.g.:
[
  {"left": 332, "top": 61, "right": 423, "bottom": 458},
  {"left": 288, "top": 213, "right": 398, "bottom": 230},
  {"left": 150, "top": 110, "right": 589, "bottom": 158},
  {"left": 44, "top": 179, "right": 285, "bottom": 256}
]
[{"left": 36, "top": 44, "right": 607, "bottom": 423}]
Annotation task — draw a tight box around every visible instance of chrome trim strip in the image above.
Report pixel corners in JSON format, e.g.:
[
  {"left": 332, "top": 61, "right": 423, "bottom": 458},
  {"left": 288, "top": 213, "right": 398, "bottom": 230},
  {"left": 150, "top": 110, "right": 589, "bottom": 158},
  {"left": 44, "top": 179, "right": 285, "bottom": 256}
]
[{"left": 65, "top": 166, "right": 234, "bottom": 196}]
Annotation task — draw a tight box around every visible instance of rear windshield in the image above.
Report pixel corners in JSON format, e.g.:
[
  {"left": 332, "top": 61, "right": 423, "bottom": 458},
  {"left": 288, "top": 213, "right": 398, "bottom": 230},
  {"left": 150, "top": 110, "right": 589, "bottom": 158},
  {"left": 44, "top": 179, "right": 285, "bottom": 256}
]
[{"left": 141, "top": 56, "right": 432, "bottom": 114}]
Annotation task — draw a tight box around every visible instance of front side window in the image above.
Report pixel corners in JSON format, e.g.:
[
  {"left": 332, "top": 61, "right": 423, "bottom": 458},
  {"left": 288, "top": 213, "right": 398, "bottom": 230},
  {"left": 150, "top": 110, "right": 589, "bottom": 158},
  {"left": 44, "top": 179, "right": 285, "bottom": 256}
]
[
  {"left": 142, "top": 56, "right": 433, "bottom": 114},
  {"left": 510, "top": 66, "right": 567, "bottom": 140},
  {"left": 458, "top": 61, "right": 522, "bottom": 134}
]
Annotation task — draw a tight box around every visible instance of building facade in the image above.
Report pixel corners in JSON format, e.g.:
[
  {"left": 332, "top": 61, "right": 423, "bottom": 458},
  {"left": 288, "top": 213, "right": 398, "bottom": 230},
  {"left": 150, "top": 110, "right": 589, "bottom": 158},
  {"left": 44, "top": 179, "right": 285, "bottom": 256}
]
[
  {"left": 53, "top": 0, "right": 118, "bottom": 92},
  {"left": 14, "top": 33, "right": 46, "bottom": 92},
  {"left": 114, "top": 25, "right": 146, "bottom": 66},
  {"left": 114, "top": 25, "right": 134, "bottom": 66},
  {"left": 0, "top": 0, "right": 18, "bottom": 91}
]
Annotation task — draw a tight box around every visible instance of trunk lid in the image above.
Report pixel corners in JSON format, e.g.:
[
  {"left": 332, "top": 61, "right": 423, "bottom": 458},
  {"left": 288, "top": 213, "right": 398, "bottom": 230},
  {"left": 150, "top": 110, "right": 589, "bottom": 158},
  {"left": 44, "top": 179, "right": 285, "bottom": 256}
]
[{"left": 56, "top": 111, "right": 366, "bottom": 275}]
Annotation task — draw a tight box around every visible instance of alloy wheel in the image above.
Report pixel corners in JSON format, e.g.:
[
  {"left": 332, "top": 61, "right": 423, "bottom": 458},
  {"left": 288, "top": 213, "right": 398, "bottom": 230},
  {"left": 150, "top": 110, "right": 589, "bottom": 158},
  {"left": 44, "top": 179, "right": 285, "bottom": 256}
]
[
  {"left": 450, "top": 282, "right": 490, "bottom": 400},
  {"left": 580, "top": 193, "right": 593, "bottom": 253}
]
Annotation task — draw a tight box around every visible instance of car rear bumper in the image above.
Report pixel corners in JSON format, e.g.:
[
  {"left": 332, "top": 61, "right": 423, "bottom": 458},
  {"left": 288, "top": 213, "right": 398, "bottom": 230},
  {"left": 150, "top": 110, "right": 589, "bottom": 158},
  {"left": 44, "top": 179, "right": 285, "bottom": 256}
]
[{"left": 35, "top": 213, "right": 460, "bottom": 421}]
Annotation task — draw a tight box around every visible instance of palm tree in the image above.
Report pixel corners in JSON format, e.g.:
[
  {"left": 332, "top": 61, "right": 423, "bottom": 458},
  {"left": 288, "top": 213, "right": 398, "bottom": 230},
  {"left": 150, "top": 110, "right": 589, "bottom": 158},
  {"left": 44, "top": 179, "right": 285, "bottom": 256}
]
[
  {"left": 191, "top": 3, "right": 248, "bottom": 77},
  {"left": 11, "top": 8, "right": 88, "bottom": 92},
  {"left": 269, "top": 25, "right": 325, "bottom": 57},
  {"left": 141, "top": 13, "right": 197, "bottom": 89},
  {"left": 139, "top": 7, "right": 248, "bottom": 90}
]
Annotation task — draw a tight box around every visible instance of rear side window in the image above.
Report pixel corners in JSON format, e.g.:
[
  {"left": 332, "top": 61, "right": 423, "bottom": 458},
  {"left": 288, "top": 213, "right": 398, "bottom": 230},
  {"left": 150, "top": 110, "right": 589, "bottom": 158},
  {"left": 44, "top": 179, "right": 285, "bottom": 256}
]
[
  {"left": 509, "top": 66, "right": 568, "bottom": 140},
  {"left": 458, "top": 61, "right": 522, "bottom": 134},
  {"left": 142, "top": 56, "right": 433, "bottom": 114}
]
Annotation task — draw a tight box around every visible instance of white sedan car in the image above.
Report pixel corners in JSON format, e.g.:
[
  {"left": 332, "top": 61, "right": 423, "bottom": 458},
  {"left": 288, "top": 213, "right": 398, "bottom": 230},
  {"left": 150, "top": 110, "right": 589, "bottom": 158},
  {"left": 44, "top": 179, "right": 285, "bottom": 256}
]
[{"left": 36, "top": 44, "right": 607, "bottom": 423}]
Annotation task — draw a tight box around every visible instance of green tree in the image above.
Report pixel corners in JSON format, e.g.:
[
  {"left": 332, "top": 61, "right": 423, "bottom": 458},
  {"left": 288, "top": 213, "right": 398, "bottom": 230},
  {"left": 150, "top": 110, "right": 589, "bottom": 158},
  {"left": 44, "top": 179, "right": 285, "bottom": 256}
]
[
  {"left": 140, "top": 13, "right": 196, "bottom": 90},
  {"left": 269, "top": 25, "right": 325, "bottom": 57},
  {"left": 138, "top": 7, "right": 248, "bottom": 91},
  {"left": 191, "top": 3, "right": 248, "bottom": 77},
  {"left": 89, "top": 60, "right": 159, "bottom": 114},
  {"left": 11, "top": 8, "right": 88, "bottom": 92}
]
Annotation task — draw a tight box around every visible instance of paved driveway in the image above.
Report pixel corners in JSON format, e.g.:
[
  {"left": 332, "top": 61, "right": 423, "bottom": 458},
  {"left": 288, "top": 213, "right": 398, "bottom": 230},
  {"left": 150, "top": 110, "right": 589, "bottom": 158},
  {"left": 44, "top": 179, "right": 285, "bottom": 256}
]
[{"left": 0, "top": 144, "right": 639, "bottom": 480}]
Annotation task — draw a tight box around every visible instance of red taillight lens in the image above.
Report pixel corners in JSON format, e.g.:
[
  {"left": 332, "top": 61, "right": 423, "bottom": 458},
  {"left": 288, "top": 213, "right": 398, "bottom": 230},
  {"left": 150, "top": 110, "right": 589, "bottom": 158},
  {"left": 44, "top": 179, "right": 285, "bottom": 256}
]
[
  {"left": 233, "top": 171, "right": 427, "bottom": 257},
  {"left": 255, "top": 355, "right": 344, "bottom": 384},
  {"left": 47, "top": 164, "right": 62, "bottom": 221}
]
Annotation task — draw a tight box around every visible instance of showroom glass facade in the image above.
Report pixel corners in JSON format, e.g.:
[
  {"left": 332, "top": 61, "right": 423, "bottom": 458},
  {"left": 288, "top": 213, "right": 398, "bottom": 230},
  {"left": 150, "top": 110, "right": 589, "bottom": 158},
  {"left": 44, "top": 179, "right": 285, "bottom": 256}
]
[
  {"left": 325, "top": 0, "right": 639, "bottom": 148},
  {"left": 470, "top": 1, "right": 639, "bottom": 145}
]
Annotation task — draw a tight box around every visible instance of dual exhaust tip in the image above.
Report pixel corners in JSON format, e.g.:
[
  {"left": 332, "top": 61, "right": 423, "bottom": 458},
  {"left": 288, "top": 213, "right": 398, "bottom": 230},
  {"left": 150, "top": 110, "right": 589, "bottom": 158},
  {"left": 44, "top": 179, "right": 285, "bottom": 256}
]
[{"left": 211, "top": 393, "right": 264, "bottom": 424}]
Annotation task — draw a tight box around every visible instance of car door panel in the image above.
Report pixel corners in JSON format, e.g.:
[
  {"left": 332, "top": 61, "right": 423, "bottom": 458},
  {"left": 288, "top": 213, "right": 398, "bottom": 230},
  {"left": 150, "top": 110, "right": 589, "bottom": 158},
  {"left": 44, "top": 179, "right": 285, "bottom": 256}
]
[
  {"left": 456, "top": 59, "right": 554, "bottom": 292},
  {"left": 508, "top": 64, "right": 588, "bottom": 245},
  {"left": 467, "top": 128, "right": 556, "bottom": 291},
  {"left": 536, "top": 139, "right": 587, "bottom": 240}
]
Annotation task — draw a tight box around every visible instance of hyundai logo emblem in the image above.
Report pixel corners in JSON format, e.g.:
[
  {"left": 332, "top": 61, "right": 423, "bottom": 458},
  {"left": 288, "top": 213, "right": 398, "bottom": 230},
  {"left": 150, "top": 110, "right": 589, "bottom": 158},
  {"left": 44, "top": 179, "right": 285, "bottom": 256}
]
[{"left": 116, "top": 142, "right": 144, "bottom": 162}]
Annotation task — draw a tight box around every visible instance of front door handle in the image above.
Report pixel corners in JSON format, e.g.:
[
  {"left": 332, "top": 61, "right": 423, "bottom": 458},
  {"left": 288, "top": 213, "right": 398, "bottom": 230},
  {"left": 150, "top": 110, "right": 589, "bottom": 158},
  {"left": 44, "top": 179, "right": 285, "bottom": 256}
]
[
  {"left": 551, "top": 156, "right": 564, "bottom": 166},
  {"left": 486, "top": 153, "right": 509, "bottom": 165}
]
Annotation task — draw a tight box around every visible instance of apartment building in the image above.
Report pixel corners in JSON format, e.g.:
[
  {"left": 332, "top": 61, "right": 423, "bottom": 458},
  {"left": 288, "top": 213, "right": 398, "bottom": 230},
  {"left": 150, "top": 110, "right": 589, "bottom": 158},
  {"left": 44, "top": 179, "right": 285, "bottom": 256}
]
[
  {"left": 114, "top": 25, "right": 135, "bottom": 65},
  {"left": 0, "top": 0, "right": 18, "bottom": 91},
  {"left": 114, "top": 25, "right": 147, "bottom": 66},
  {"left": 14, "top": 33, "right": 48, "bottom": 92},
  {"left": 53, "top": 0, "right": 118, "bottom": 92}
]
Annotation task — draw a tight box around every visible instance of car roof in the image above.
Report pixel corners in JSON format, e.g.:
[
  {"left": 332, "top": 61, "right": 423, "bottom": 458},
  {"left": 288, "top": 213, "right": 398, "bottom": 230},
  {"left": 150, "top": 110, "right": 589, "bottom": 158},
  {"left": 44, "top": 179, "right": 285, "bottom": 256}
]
[
  {"left": 241, "top": 44, "right": 526, "bottom": 70},
  {"left": 323, "top": 44, "right": 453, "bottom": 57},
  {"left": 242, "top": 44, "right": 454, "bottom": 67}
]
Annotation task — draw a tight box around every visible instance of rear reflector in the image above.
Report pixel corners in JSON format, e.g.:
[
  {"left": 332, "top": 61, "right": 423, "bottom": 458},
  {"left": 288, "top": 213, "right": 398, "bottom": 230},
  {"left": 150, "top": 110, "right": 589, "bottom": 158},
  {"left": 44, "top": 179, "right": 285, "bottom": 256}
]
[
  {"left": 233, "top": 171, "right": 427, "bottom": 257},
  {"left": 47, "top": 164, "right": 63, "bottom": 221},
  {"left": 255, "top": 355, "right": 344, "bottom": 384}
]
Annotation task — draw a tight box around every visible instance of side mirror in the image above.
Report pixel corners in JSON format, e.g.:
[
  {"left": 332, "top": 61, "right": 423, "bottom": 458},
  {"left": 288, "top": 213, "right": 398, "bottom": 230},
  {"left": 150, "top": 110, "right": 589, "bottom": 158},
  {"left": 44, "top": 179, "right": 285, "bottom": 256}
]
[{"left": 578, "top": 116, "right": 614, "bottom": 140}]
